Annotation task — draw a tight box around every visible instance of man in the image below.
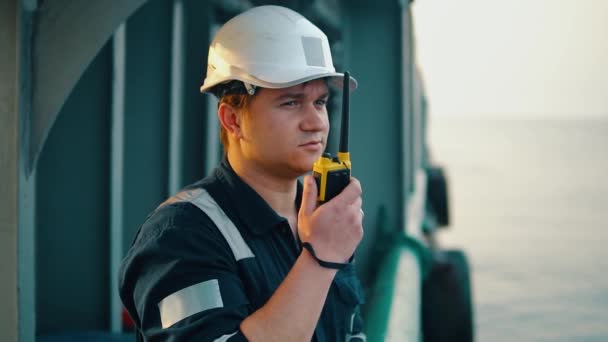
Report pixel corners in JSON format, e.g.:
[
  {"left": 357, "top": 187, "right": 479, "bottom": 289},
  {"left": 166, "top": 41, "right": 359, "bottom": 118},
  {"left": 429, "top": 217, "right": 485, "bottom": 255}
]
[{"left": 119, "top": 5, "right": 365, "bottom": 341}]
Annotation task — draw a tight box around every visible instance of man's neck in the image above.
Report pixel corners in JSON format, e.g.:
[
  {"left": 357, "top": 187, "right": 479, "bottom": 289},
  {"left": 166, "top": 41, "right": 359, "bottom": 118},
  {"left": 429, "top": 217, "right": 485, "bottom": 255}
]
[{"left": 227, "top": 153, "right": 298, "bottom": 222}]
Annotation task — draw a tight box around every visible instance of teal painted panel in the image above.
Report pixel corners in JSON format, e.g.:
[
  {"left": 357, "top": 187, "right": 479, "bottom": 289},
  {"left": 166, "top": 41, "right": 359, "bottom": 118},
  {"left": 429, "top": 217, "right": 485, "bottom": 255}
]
[
  {"left": 364, "top": 235, "right": 430, "bottom": 341},
  {"left": 36, "top": 42, "right": 112, "bottom": 333},
  {"left": 122, "top": 0, "right": 173, "bottom": 252},
  {"left": 180, "top": 0, "right": 211, "bottom": 183},
  {"left": 342, "top": 1, "right": 404, "bottom": 284}
]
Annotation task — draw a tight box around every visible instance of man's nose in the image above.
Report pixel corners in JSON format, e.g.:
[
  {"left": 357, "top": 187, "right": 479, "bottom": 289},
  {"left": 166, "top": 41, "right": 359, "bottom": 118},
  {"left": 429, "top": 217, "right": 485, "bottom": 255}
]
[{"left": 301, "top": 103, "right": 328, "bottom": 132}]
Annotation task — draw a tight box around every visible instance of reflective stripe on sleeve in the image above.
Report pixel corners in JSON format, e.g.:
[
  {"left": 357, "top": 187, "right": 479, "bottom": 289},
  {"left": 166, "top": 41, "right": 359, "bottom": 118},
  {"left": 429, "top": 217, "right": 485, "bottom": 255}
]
[
  {"left": 158, "top": 279, "right": 223, "bottom": 328},
  {"left": 213, "top": 331, "right": 238, "bottom": 342},
  {"left": 158, "top": 188, "right": 255, "bottom": 261}
]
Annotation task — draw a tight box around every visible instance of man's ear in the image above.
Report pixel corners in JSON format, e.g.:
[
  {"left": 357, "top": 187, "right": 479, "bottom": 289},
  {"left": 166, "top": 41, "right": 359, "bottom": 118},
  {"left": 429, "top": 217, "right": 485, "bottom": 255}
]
[{"left": 218, "top": 103, "right": 242, "bottom": 139}]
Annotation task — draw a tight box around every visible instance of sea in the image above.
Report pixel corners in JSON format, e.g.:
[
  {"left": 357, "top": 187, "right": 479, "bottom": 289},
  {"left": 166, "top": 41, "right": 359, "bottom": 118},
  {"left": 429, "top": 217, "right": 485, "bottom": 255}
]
[{"left": 427, "top": 118, "right": 608, "bottom": 342}]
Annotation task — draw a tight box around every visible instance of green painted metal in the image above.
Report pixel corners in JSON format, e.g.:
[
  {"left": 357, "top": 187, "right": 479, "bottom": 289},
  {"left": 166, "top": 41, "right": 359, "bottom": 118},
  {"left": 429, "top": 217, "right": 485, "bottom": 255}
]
[
  {"left": 342, "top": 0, "right": 404, "bottom": 285},
  {"left": 35, "top": 42, "right": 113, "bottom": 333},
  {"left": 176, "top": 0, "right": 213, "bottom": 183},
  {"left": 364, "top": 242, "right": 402, "bottom": 339},
  {"left": 402, "top": 6, "right": 416, "bottom": 195},
  {"left": 16, "top": 2, "right": 37, "bottom": 341},
  {"left": 18, "top": 171, "right": 36, "bottom": 342},
  {"left": 338, "top": 3, "right": 436, "bottom": 339},
  {"left": 18, "top": 0, "right": 439, "bottom": 338},
  {"left": 364, "top": 233, "right": 432, "bottom": 340},
  {"left": 121, "top": 0, "right": 173, "bottom": 253},
  {"left": 26, "top": 0, "right": 148, "bottom": 176},
  {"left": 0, "top": 1, "right": 18, "bottom": 340}
]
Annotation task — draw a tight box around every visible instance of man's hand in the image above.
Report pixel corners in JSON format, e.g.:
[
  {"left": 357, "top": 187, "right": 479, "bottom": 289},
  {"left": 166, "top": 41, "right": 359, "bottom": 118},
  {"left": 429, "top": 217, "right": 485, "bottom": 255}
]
[{"left": 298, "top": 175, "right": 364, "bottom": 264}]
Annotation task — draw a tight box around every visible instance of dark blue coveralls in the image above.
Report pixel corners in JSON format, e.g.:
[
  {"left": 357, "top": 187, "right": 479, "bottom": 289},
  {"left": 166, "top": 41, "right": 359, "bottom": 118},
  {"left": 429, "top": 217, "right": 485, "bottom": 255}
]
[{"left": 119, "top": 158, "right": 365, "bottom": 341}]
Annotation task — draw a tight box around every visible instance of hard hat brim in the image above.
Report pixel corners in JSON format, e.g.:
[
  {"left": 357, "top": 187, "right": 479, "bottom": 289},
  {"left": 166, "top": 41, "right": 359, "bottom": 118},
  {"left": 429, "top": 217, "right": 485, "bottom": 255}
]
[{"left": 200, "top": 72, "right": 357, "bottom": 94}]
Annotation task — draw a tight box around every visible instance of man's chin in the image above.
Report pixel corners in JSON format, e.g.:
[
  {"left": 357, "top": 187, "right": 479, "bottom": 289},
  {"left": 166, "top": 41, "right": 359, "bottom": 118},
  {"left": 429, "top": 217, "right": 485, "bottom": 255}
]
[
  {"left": 287, "top": 161, "right": 316, "bottom": 177},
  {"left": 281, "top": 153, "right": 322, "bottom": 177},
  {"left": 292, "top": 165, "right": 314, "bottom": 177}
]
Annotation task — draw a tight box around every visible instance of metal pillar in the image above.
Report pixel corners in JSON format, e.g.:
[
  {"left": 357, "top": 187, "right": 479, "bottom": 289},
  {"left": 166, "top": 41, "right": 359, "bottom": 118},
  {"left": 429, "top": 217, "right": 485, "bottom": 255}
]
[{"left": 0, "top": 1, "right": 19, "bottom": 340}]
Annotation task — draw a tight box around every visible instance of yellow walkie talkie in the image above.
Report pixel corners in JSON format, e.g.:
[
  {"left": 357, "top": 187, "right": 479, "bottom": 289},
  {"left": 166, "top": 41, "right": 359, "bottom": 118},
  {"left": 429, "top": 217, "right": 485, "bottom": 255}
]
[{"left": 313, "top": 71, "right": 352, "bottom": 203}]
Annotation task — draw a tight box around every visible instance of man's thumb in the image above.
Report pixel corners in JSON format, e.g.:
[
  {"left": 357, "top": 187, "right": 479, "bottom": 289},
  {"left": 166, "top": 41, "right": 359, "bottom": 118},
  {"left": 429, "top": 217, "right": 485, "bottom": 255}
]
[{"left": 300, "top": 175, "right": 318, "bottom": 216}]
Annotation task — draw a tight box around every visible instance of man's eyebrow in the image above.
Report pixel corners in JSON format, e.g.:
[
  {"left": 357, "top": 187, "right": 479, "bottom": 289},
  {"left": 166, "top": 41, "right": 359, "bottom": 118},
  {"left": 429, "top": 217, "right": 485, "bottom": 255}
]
[
  {"left": 274, "top": 93, "right": 305, "bottom": 101},
  {"left": 274, "top": 92, "right": 330, "bottom": 101}
]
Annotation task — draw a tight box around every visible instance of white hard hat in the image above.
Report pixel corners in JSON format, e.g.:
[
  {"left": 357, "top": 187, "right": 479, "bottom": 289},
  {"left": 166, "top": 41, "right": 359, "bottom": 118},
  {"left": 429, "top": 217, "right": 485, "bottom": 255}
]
[{"left": 200, "top": 5, "right": 357, "bottom": 95}]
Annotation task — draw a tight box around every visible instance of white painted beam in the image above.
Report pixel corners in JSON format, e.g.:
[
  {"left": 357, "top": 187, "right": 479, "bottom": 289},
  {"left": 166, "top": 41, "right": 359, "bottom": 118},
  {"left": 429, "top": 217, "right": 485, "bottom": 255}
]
[
  {"left": 110, "top": 23, "right": 126, "bottom": 333},
  {"left": 169, "top": 0, "right": 185, "bottom": 195}
]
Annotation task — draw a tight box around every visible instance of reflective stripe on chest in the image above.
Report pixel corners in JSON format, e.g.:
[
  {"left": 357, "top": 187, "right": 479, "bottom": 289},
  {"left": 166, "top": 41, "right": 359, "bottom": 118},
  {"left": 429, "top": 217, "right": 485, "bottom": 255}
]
[{"left": 159, "top": 188, "right": 255, "bottom": 261}]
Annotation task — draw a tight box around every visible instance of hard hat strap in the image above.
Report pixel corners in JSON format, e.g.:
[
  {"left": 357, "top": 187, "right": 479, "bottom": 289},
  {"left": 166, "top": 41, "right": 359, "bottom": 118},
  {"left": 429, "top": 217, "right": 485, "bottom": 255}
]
[{"left": 243, "top": 82, "right": 257, "bottom": 95}]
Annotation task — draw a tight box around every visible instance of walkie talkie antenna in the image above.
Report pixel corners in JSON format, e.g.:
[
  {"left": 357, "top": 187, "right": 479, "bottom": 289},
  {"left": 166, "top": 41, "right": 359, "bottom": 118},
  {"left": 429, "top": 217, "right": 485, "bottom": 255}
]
[
  {"left": 339, "top": 71, "right": 350, "bottom": 154},
  {"left": 313, "top": 71, "right": 352, "bottom": 203}
]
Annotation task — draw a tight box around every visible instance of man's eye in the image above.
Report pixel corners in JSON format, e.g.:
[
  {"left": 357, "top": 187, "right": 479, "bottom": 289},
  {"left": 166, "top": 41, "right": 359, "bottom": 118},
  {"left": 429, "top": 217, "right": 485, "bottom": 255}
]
[
  {"left": 281, "top": 101, "right": 298, "bottom": 107},
  {"left": 315, "top": 99, "right": 327, "bottom": 106}
]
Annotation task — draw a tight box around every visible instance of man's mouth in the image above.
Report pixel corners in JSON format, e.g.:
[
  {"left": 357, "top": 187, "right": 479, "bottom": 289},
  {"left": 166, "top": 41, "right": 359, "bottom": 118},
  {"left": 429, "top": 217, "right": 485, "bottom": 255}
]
[
  {"left": 300, "top": 140, "right": 323, "bottom": 146},
  {"left": 299, "top": 140, "right": 324, "bottom": 150}
]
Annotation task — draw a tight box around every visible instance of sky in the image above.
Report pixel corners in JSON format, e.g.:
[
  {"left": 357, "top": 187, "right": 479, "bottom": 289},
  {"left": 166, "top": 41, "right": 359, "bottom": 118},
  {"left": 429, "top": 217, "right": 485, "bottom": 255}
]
[{"left": 412, "top": 0, "right": 608, "bottom": 119}]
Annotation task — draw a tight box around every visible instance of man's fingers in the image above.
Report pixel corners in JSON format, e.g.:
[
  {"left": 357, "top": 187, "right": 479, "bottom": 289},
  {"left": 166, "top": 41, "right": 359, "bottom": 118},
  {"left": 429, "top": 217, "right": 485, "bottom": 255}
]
[
  {"left": 332, "top": 178, "right": 362, "bottom": 206},
  {"left": 352, "top": 196, "right": 362, "bottom": 211},
  {"left": 300, "top": 175, "right": 318, "bottom": 216}
]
